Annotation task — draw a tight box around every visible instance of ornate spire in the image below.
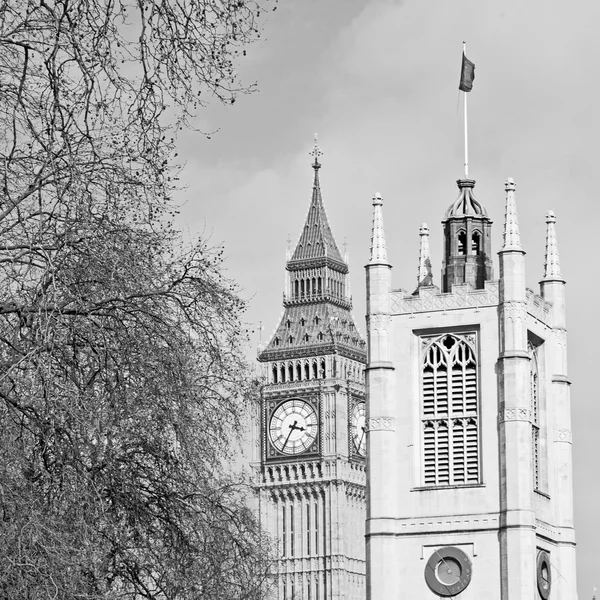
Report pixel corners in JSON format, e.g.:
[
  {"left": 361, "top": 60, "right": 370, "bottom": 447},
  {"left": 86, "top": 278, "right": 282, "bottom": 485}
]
[
  {"left": 543, "top": 210, "right": 562, "bottom": 280},
  {"left": 289, "top": 136, "right": 344, "bottom": 265},
  {"left": 310, "top": 133, "right": 322, "bottom": 171},
  {"left": 369, "top": 193, "right": 389, "bottom": 265},
  {"left": 417, "top": 223, "right": 433, "bottom": 286},
  {"left": 502, "top": 177, "right": 522, "bottom": 251}
]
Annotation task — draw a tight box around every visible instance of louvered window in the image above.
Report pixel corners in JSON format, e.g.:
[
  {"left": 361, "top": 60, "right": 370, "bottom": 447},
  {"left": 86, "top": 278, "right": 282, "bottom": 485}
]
[
  {"left": 529, "top": 341, "right": 540, "bottom": 491},
  {"left": 422, "top": 333, "right": 479, "bottom": 486}
]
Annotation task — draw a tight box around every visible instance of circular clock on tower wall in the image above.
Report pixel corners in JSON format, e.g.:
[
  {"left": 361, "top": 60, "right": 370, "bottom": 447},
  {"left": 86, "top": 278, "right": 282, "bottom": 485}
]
[
  {"left": 537, "top": 550, "right": 552, "bottom": 599},
  {"left": 269, "top": 399, "right": 318, "bottom": 455},
  {"left": 351, "top": 401, "right": 366, "bottom": 457},
  {"left": 424, "top": 546, "right": 472, "bottom": 597}
]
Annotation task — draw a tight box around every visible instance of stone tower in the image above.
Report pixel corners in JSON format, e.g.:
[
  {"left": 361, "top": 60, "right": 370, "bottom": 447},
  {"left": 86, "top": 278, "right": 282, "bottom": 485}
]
[
  {"left": 254, "top": 140, "right": 367, "bottom": 600},
  {"left": 365, "top": 178, "right": 577, "bottom": 599}
]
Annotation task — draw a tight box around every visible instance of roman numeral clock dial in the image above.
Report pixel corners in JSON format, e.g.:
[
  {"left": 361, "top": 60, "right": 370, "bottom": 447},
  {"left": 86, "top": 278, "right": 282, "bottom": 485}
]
[{"left": 269, "top": 399, "right": 318, "bottom": 455}]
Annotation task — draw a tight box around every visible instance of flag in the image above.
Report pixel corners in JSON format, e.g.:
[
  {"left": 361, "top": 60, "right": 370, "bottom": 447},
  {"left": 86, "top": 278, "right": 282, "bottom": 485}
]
[{"left": 459, "top": 52, "right": 475, "bottom": 92}]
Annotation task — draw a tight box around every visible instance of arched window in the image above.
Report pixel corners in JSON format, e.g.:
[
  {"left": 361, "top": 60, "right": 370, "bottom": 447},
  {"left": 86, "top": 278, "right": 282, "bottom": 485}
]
[
  {"left": 312, "top": 278, "right": 316, "bottom": 295},
  {"left": 296, "top": 363, "right": 302, "bottom": 381},
  {"left": 294, "top": 280, "right": 299, "bottom": 298},
  {"left": 274, "top": 337, "right": 280, "bottom": 346},
  {"left": 422, "top": 333, "right": 479, "bottom": 486},
  {"left": 304, "top": 362, "right": 310, "bottom": 380},
  {"left": 317, "top": 332, "right": 324, "bottom": 341},
  {"left": 288, "top": 364, "right": 294, "bottom": 382},
  {"left": 314, "top": 315, "right": 320, "bottom": 325},
  {"left": 320, "top": 359, "right": 326, "bottom": 379},
  {"left": 457, "top": 231, "right": 466, "bottom": 256},
  {"left": 312, "top": 362, "right": 318, "bottom": 379},
  {"left": 304, "top": 333, "right": 309, "bottom": 342},
  {"left": 317, "top": 277, "right": 322, "bottom": 294},
  {"left": 272, "top": 366, "right": 278, "bottom": 383},
  {"left": 300, "top": 280, "right": 305, "bottom": 297},
  {"left": 530, "top": 341, "right": 540, "bottom": 491},
  {"left": 280, "top": 365, "right": 286, "bottom": 383},
  {"left": 300, "top": 317, "right": 306, "bottom": 326},
  {"left": 288, "top": 335, "right": 293, "bottom": 344},
  {"left": 471, "top": 231, "right": 481, "bottom": 255}
]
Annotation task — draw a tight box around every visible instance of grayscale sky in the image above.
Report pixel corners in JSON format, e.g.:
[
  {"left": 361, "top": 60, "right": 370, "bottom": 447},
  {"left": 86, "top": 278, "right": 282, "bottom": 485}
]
[{"left": 174, "top": 0, "right": 599, "bottom": 595}]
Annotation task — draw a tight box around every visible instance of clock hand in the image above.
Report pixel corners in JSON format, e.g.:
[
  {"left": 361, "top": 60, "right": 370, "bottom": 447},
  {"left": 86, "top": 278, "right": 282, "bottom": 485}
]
[
  {"left": 358, "top": 426, "right": 366, "bottom": 451},
  {"left": 282, "top": 420, "right": 298, "bottom": 450}
]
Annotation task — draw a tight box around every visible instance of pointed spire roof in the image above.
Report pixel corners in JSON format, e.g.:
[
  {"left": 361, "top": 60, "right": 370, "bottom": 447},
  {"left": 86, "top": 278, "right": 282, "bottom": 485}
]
[
  {"left": 369, "top": 193, "right": 389, "bottom": 265},
  {"left": 501, "top": 177, "right": 522, "bottom": 251},
  {"left": 543, "top": 210, "right": 563, "bottom": 280},
  {"left": 289, "top": 135, "right": 345, "bottom": 265},
  {"left": 417, "top": 223, "right": 433, "bottom": 286},
  {"left": 445, "top": 178, "right": 488, "bottom": 219}
]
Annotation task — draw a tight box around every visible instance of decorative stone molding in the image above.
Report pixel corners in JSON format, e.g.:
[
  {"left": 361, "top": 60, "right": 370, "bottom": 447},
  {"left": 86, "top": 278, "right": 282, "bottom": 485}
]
[
  {"left": 526, "top": 288, "right": 552, "bottom": 326},
  {"left": 391, "top": 281, "right": 499, "bottom": 315},
  {"left": 421, "top": 331, "right": 477, "bottom": 354},
  {"left": 556, "top": 429, "right": 572, "bottom": 443},
  {"left": 367, "top": 417, "right": 395, "bottom": 431},
  {"left": 499, "top": 407, "right": 531, "bottom": 422},
  {"left": 367, "top": 313, "right": 392, "bottom": 327}
]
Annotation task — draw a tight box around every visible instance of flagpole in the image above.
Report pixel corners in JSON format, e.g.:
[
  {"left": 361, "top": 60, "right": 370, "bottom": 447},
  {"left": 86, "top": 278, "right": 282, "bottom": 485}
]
[{"left": 463, "top": 40, "right": 468, "bottom": 178}]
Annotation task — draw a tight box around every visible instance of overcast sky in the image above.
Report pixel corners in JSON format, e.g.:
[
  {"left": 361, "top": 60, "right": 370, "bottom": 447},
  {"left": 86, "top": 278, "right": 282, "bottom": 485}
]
[{"left": 173, "top": 0, "right": 599, "bottom": 595}]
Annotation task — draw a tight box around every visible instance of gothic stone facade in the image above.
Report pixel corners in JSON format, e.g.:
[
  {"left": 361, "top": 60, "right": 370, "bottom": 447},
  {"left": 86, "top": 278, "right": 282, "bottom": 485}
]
[{"left": 365, "top": 179, "right": 577, "bottom": 599}]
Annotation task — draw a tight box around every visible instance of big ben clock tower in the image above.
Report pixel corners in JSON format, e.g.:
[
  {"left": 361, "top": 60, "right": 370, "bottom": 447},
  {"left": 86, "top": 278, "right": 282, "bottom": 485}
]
[{"left": 254, "top": 139, "right": 367, "bottom": 600}]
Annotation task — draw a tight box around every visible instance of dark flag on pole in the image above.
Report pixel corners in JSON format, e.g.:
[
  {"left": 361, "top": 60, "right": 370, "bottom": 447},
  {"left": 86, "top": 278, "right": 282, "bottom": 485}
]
[{"left": 459, "top": 52, "right": 475, "bottom": 92}]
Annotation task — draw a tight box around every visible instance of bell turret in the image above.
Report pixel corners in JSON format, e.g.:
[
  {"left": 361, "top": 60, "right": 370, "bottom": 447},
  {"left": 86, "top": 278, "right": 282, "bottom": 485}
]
[{"left": 441, "top": 178, "right": 493, "bottom": 292}]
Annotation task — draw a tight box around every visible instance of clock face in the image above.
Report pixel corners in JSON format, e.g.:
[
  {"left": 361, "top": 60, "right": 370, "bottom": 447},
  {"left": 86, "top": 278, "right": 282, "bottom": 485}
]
[
  {"left": 269, "top": 399, "right": 318, "bottom": 455},
  {"left": 351, "top": 402, "right": 366, "bottom": 456},
  {"left": 537, "top": 551, "right": 552, "bottom": 599},
  {"left": 424, "top": 547, "right": 472, "bottom": 597}
]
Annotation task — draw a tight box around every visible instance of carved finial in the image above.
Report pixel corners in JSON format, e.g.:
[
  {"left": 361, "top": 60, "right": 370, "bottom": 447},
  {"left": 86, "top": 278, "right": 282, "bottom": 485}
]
[
  {"left": 369, "top": 193, "right": 389, "bottom": 264},
  {"left": 502, "top": 177, "right": 522, "bottom": 250},
  {"left": 543, "top": 210, "right": 562, "bottom": 279},
  {"left": 310, "top": 133, "right": 322, "bottom": 169},
  {"left": 417, "top": 223, "right": 433, "bottom": 287}
]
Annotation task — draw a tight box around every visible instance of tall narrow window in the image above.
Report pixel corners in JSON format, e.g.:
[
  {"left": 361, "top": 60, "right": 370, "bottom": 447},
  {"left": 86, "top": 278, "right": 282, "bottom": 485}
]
[
  {"left": 306, "top": 503, "right": 311, "bottom": 556},
  {"left": 272, "top": 366, "right": 278, "bottom": 383},
  {"left": 290, "top": 505, "right": 294, "bottom": 557},
  {"left": 530, "top": 341, "right": 540, "bottom": 491},
  {"left": 296, "top": 364, "right": 302, "bottom": 381},
  {"left": 282, "top": 505, "right": 286, "bottom": 557},
  {"left": 457, "top": 231, "right": 466, "bottom": 255},
  {"left": 314, "top": 500, "right": 319, "bottom": 556},
  {"left": 422, "top": 333, "right": 479, "bottom": 486},
  {"left": 471, "top": 231, "right": 481, "bottom": 255}
]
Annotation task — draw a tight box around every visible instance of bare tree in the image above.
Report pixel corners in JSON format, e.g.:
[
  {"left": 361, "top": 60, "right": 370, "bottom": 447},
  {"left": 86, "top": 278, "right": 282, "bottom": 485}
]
[{"left": 0, "top": 1, "right": 275, "bottom": 598}]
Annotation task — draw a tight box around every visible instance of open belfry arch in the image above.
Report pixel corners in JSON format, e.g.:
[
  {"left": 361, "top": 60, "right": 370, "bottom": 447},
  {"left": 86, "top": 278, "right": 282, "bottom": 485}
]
[
  {"left": 365, "top": 176, "right": 577, "bottom": 598},
  {"left": 253, "top": 138, "right": 368, "bottom": 600}
]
